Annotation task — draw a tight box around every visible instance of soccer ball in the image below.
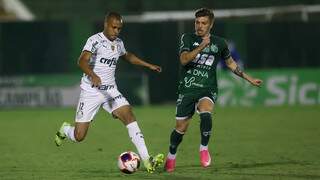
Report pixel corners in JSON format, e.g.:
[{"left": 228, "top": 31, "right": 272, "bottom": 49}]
[{"left": 117, "top": 151, "right": 141, "bottom": 174}]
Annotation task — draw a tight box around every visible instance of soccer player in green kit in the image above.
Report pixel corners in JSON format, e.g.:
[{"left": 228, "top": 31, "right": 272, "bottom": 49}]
[{"left": 164, "top": 8, "right": 263, "bottom": 172}]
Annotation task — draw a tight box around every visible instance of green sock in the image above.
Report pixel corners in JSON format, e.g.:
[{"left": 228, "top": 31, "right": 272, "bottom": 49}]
[
  {"left": 200, "top": 112, "right": 212, "bottom": 146},
  {"left": 169, "top": 129, "right": 184, "bottom": 154}
]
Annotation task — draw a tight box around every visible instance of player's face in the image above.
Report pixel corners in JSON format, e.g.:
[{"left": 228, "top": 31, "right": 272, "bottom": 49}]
[
  {"left": 195, "top": 16, "right": 213, "bottom": 37},
  {"left": 104, "top": 18, "right": 123, "bottom": 41}
]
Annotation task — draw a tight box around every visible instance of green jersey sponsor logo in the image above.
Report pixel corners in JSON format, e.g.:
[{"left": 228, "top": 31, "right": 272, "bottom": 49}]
[
  {"left": 187, "top": 69, "right": 209, "bottom": 78},
  {"left": 210, "top": 44, "right": 218, "bottom": 53},
  {"left": 184, "top": 76, "right": 196, "bottom": 87},
  {"left": 184, "top": 76, "right": 205, "bottom": 88},
  {"left": 201, "top": 44, "right": 218, "bottom": 53}
]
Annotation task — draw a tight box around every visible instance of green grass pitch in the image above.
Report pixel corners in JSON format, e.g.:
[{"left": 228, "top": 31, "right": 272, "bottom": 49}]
[{"left": 0, "top": 105, "right": 319, "bottom": 180}]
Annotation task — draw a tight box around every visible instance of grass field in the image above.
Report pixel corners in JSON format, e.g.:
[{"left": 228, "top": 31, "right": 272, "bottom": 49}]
[{"left": 0, "top": 105, "right": 319, "bottom": 180}]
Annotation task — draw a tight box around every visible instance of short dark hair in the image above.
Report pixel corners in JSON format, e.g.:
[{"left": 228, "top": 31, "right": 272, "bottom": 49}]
[
  {"left": 105, "top": 12, "right": 122, "bottom": 22},
  {"left": 195, "top": 8, "right": 214, "bottom": 22}
]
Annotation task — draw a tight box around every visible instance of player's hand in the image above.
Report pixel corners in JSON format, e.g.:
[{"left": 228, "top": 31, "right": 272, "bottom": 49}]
[
  {"left": 149, "top": 64, "right": 162, "bottom": 73},
  {"left": 249, "top": 78, "right": 263, "bottom": 87},
  {"left": 200, "top": 34, "right": 211, "bottom": 47},
  {"left": 90, "top": 74, "right": 102, "bottom": 87}
]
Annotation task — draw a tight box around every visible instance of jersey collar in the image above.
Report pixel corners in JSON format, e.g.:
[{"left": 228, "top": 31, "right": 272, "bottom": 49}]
[{"left": 100, "top": 32, "right": 114, "bottom": 43}]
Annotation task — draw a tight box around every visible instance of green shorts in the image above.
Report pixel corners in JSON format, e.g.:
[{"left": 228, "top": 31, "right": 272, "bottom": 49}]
[{"left": 175, "top": 90, "right": 217, "bottom": 120}]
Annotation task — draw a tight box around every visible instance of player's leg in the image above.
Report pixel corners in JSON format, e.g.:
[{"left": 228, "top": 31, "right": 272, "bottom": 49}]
[
  {"left": 111, "top": 105, "right": 164, "bottom": 173},
  {"left": 104, "top": 90, "right": 163, "bottom": 173},
  {"left": 55, "top": 90, "right": 103, "bottom": 146},
  {"left": 71, "top": 122, "right": 91, "bottom": 141},
  {"left": 197, "top": 97, "right": 214, "bottom": 167},
  {"left": 56, "top": 121, "right": 90, "bottom": 144},
  {"left": 169, "top": 118, "right": 190, "bottom": 159},
  {"left": 165, "top": 94, "right": 195, "bottom": 172},
  {"left": 165, "top": 118, "right": 190, "bottom": 172},
  {"left": 112, "top": 104, "right": 149, "bottom": 162}
]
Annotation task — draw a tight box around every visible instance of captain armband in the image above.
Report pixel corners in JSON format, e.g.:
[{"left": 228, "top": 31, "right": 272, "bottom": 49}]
[{"left": 233, "top": 66, "right": 244, "bottom": 77}]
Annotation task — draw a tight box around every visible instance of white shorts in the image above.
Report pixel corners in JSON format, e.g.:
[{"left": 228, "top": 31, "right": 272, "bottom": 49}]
[{"left": 75, "top": 85, "right": 130, "bottom": 122}]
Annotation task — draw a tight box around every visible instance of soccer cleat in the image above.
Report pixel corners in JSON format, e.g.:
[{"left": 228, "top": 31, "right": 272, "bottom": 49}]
[
  {"left": 143, "top": 154, "right": 164, "bottom": 173},
  {"left": 164, "top": 157, "right": 176, "bottom": 172},
  {"left": 143, "top": 158, "right": 154, "bottom": 173},
  {"left": 152, "top": 153, "right": 164, "bottom": 169},
  {"left": 200, "top": 149, "right": 212, "bottom": 167},
  {"left": 54, "top": 122, "right": 70, "bottom": 146}
]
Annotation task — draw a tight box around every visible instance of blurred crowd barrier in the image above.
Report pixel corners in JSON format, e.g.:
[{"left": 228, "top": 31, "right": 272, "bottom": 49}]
[
  {"left": 217, "top": 68, "right": 320, "bottom": 106},
  {"left": 0, "top": 68, "right": 319, "bottom": 107}
]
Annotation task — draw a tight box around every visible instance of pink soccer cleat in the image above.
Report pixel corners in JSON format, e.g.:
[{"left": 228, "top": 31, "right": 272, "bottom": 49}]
[
  {"left": 164, "top": 158, "right": 176, "bottom": 172},
  {"left": 200, "top": 149, "right": 212, "bottom": 167}
]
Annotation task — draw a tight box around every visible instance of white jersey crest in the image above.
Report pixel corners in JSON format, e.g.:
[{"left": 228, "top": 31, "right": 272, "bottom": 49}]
[{"left": 80, "top": 32, "right": 126, "bottom": 89}]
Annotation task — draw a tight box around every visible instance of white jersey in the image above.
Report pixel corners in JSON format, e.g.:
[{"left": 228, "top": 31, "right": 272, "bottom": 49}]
[{"left": 80, "top": 32, "right": 126, "bottom": 90}]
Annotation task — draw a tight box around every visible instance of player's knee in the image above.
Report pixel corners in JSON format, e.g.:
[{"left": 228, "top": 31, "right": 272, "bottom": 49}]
[
  {"left": 176, "top": 127, "right": 187, "bottom": 134},
  {"left": 198, "top": 107, "right": 213, "bottom": 112},
  {"left": 177, "top": 128, "right": 188, "bottom": 133},
  {"left": 197, "top": 100, "right": 214, "bottom": 112},
  {"left": 117, "top": 110, "right": 135, "bottom": 125},
  {"left": 122, "top": 115, "right": 135, "bottom": 125},
  {"left": 176, "top": 123, "right": 188, "bottom": 133}
]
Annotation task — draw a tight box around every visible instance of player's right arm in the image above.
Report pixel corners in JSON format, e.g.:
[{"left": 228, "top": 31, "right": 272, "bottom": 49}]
[
  {"left": 78, "top": 51, "right": 101, "bottom": 87},
  {"left": 179, "top": 34, "right": 210, "bottom": 66}
]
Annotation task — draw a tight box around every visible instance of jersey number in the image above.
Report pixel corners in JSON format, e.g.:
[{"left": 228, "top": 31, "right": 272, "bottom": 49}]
[{"left": 193, "top": 54, "right": 215, "bottom": 66}]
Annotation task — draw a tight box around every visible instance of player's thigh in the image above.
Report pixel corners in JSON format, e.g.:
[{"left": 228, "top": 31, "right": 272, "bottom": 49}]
[
  {"left": 197, "top": 97, "right": 214, "bottom": 112},
  {"left": 176, "top": 94, "right": 196, "bottom": 120},
  {"left": 102, "top": 88, "right": 132, "bottom": 123},
  {"left": 75, "top": 90, "right": 104, "bottom": 122}
]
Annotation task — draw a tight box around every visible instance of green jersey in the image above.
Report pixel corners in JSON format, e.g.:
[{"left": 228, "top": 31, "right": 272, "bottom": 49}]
[{"left": 178, "top": 33, "right": 231, "bottom": 95}]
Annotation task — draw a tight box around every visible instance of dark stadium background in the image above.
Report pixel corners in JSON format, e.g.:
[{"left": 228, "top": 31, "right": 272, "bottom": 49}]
[{"left": 0, "top": 1, "right": 319, "bottom": 180}]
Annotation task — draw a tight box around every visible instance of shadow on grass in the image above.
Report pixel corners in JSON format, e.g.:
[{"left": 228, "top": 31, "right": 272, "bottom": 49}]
[
  {"left": 218, "top": 172, "right": 320, "bottom": 179},
  {"left": 223, "top": 160, "right": 312, "bottom": 169},
  {"left": 75, "top": 167, "right": 212, "bottom": 180},
  {"left": 73, "top": 160, "right": 319, "bottom": 179},
  {"left": 220, "top": 160, "right": 320, "bottom": 179},
  {"left": 177, "top": 160, "right": 320, "bottom": 179}
]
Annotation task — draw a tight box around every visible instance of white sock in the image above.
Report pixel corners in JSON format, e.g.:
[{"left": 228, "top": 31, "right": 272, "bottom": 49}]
[
  {"left": 167, "top": 152, "right": 176, "bottom": 159},
  {"left": 126, "top": 121, "right": 150, "bottom": 161},
  {"left": 200, "top": 144, "right": 208, "bottom": 151},
  {"left": 63, "top": 126, "right": 77, "bottom": 142}
]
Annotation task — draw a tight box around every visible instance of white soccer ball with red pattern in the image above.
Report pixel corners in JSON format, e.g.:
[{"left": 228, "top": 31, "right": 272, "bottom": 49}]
[{"left": 117, "top": 151, "right": 140, "bottom": 174}]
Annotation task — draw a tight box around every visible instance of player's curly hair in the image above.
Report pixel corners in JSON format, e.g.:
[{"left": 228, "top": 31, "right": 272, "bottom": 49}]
[
  {"left": 105, "top": 12, "right": 122, "bottom": 22},
  {"left": 195, "top": 8, "right": 214, "bottom": 22}
]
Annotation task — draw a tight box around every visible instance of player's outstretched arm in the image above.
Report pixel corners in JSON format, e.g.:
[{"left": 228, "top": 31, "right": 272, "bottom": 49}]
[
  {"left": 122, "top": 52, "right": 162, "bottom": 73},
  {"left": 225, "top": 57, "right": 263, "bottom": 87},
  {"left": 78, "top": 51, "right": 101, "bottom": 86}
]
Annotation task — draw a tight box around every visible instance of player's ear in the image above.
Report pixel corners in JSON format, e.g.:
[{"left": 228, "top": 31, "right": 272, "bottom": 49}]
[
  {"left": 210, "top": 20, "right": 214, "bottom": 29},
  {"left": 104, "top": 20, "right": 108, "bottom": 29}
]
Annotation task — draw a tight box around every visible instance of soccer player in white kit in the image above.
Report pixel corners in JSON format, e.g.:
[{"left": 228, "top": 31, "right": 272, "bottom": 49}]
[{"left": 54, "top": 12, "right": 164, "bottom": 173}]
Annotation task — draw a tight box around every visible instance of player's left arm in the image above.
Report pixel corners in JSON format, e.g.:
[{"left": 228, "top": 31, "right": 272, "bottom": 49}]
[
  {"left": 122, "top": 52, "right": 162, "bottom": 73},
  {"left": 225, "top": 57, "right": 263, "bottom": 87}
]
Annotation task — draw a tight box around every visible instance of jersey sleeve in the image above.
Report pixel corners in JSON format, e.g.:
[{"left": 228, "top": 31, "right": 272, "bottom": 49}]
[
  {"left": 118, "top": 40, "right": 127, "bottom": 56},
  {"left": 179, "top": 33, "right": 192, "bottom": 54},
  {"left": 221, "top": 39, "right": 231, "bottom": 60},
  {"left": 82, "top": 36, "right": 98, "bottom": 53}
]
